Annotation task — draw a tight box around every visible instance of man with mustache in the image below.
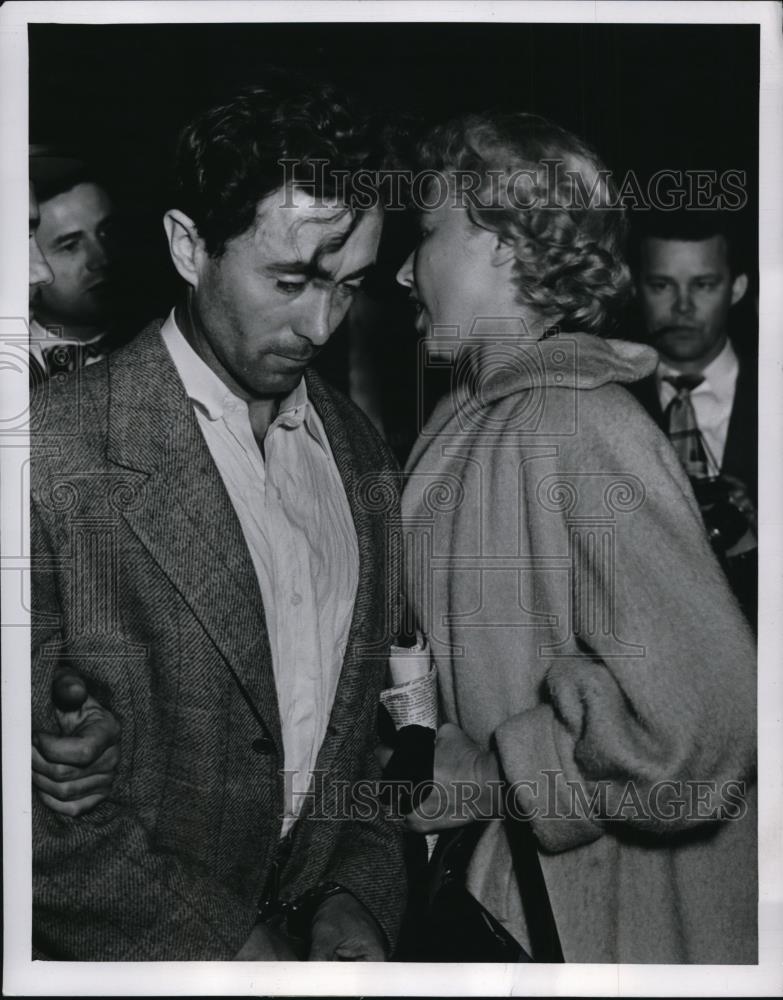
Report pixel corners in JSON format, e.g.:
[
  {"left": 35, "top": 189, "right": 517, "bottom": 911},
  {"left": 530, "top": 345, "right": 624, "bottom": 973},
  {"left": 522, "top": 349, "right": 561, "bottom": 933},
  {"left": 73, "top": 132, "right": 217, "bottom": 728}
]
[
  {"left": 30, "top": 81, "right": 404, "bottom": 961},
  {"left": 628, "top": 211, "right": 757, "bottom": 622}
]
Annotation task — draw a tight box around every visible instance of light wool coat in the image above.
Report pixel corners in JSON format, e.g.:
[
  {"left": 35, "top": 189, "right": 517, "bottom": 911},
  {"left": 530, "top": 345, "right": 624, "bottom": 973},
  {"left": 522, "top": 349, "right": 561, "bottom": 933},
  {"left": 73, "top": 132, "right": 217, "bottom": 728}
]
[{"left": 402, "top": 333, "right": 757, "bottom": 963}]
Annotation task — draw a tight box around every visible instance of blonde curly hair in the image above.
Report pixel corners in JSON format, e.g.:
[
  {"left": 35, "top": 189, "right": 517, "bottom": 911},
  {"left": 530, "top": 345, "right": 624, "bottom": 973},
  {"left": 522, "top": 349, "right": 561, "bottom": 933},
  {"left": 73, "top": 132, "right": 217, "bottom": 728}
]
[{"left": 415, "top": 112, "right": 631, "bottom": 333}]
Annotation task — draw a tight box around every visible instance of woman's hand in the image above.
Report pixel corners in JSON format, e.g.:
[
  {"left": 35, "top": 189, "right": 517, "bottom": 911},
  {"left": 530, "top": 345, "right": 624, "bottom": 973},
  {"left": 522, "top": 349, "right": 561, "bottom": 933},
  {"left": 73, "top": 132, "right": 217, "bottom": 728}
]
[{"left": 405, "top": 722, "right": 502, "bottom": 834}]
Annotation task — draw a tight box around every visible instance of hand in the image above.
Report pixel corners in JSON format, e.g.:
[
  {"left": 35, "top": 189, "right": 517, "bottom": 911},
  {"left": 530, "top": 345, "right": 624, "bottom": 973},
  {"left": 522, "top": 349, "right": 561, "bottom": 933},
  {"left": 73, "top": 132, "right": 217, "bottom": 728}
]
[
  {"left": 32, "top": 670, "right": 121, "bottom": 817},
  {"left": 308, "top": 891, "right": 387, "bottom": 961},
  {"left": 373, "top": 743, "right": 394, "bottom": 769},
  {"left": 721, "top": 474, "right": 757, "bottom": 533},
  {"left": 233, "top": 921, "right": 300, "bottom": 960},
  {"left": 405, "top": 722, "right": 501, "bottom": 834}
]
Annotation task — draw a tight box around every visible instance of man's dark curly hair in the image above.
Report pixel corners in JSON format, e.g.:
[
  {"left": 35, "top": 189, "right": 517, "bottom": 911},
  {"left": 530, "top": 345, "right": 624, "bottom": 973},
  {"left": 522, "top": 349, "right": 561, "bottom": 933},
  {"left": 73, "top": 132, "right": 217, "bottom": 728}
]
[
  {"left": 173, "top": 79, "right": 382, "bottom": 257},
  {"left": 414, "top": 112, "right": 631, "bottom": 333}
]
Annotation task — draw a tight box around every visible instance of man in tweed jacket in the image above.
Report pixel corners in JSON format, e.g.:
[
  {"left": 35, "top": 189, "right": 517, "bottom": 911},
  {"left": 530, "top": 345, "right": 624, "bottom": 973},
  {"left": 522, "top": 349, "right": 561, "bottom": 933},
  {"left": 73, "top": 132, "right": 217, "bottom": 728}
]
[{"left": 30, "top": 82, "right": 405, "bottom": 960}]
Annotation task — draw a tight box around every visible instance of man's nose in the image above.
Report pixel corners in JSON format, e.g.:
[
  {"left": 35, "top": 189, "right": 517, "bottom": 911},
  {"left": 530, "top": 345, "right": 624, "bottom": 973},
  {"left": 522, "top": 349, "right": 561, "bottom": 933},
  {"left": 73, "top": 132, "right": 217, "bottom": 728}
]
[
  {"left": 673, "top": 287, "right": 694, "bottom": 315},
  {"left": 396, "top": 250, "right": 414, "bottom": 288},
  {"left": 30, "top": 239, "right": 53, "bottom": 288},
  {"left": 296, "top": 289, "right": 335, "bottom": 347},
  {"left": 85, "top": 236, "right": 110, "bottom": 271}
]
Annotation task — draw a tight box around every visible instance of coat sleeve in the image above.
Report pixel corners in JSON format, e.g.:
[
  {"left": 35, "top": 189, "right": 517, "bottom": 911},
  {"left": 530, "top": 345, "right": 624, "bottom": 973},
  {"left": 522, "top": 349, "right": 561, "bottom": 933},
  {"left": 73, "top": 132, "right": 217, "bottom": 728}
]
[
  {"left": 493, "top": 394, "right": 757, "bottom": 853},
  {"left": 31, "top": 499, "right": 258, "bottom": 961}
]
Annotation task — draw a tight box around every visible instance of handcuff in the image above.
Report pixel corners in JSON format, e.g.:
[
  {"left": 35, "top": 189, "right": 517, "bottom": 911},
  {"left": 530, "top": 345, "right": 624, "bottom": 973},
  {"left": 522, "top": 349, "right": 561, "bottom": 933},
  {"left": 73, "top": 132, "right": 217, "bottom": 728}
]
[{"left": 258, "top": 864, "right": 347, "bottom": 941}]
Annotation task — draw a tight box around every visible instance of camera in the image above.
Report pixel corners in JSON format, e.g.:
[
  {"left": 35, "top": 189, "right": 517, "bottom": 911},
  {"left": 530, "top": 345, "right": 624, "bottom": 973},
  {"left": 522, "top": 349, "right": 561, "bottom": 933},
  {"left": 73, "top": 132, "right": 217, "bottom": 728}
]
[{"left": 690, "top": 475, "right": 754, "bottom": 557}]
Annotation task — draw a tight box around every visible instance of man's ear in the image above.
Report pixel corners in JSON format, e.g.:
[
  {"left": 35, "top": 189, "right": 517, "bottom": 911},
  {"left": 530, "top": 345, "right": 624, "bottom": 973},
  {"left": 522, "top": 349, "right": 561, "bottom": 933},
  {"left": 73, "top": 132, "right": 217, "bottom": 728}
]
[
  {"left": 730, "top": 272, "right": 749, "bottom": 307},
  {"left": 163, "top": 210, "right": 204, "bottom": 288}
]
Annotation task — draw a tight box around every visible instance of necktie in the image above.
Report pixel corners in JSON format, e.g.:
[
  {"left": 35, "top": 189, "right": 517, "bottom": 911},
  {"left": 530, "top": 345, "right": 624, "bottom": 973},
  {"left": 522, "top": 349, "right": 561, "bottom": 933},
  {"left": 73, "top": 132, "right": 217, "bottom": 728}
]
[
  {"left": 662, "top": 373, "right": 709, "bottom": 479},
  {"left": 30, "top": 341, "right": 105, "bottom": 387}
]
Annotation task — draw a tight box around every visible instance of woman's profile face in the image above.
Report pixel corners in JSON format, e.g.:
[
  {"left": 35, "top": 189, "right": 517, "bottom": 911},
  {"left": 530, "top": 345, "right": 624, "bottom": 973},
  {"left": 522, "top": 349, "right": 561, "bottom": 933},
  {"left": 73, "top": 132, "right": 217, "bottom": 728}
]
[{"left": 396, "top": 190, "right": 502, "bottom": 348}]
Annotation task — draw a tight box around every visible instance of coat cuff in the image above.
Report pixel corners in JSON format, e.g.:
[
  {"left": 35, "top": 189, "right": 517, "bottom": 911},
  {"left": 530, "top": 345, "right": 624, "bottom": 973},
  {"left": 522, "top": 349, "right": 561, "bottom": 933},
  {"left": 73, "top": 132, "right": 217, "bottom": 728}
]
[{"left": 494, "top": 704, "right": 604, "bottom": 854}]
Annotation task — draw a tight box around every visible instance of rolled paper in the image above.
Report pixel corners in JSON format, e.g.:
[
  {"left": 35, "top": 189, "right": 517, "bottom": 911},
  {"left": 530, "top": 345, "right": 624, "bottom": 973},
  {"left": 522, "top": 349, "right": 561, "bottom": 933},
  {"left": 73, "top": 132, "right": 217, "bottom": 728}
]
[
  {"left": 381, "top": 637, "right": 437, "bottom": 731},
  {"left": 388, "top": 634, "right": 431, "bottom": 686}
]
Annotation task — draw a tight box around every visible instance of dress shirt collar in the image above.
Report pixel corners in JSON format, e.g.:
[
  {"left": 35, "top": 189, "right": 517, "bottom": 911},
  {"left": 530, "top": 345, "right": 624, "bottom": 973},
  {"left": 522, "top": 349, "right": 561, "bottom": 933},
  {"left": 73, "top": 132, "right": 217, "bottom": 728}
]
[
  {"left": 29, "top": 316, "right": 105, "bottom": 349},
  {"left": 657, "top": 338, "right": 738, "bottom": 398},
  {"left": 159, "top": 309, "right": 327, "bottom": 450}
]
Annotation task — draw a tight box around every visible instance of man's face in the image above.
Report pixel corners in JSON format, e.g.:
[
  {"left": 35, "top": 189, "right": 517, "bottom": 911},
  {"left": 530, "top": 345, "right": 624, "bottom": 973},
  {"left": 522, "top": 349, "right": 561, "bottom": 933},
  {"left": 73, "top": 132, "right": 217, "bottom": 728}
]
[
  {"left": 29, "top": 188, "right": 53, "bottom": 298},
  {"left": 191, "top": 189, "right": 383, "bottom": 400},
  {"left": 34, "top": 181, "right": 117, "bottom": 326},
  {"left": 637, "top": 235, "right": 746, "bottom": 367}
]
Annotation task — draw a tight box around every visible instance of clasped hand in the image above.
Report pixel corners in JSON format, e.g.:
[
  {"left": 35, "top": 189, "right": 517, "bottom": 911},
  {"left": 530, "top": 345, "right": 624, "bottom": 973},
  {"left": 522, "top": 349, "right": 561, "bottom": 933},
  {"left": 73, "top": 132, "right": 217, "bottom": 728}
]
[
  {"left": 31, "top": 670, "right": 121, "bottom": 817},
  {"left": 234, "top": 892, "right": 386, "bottom": 961},
  {"left": 404, "top": 722, "right": 501, "bottom": 834}
]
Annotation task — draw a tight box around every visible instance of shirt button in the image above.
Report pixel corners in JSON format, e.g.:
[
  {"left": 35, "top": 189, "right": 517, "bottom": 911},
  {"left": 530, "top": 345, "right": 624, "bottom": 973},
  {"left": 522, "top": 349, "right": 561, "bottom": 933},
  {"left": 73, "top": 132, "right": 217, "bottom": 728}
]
[
  {"left": 251, "top": 737, "right": 275, "bottom": 755},
  {"left": 291, "top": 592, "right": 302, "bottom": 606}
]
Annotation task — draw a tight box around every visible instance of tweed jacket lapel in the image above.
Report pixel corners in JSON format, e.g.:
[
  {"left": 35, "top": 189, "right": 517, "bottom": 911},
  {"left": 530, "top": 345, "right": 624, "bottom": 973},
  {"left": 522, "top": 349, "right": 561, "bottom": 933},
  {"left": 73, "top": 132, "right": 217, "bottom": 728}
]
[
  {"left": 105, "top": 322, "right": 282, "bottom": 751},
  {"left": 303, "top": 369, "right": 386, "bottom": 774}
]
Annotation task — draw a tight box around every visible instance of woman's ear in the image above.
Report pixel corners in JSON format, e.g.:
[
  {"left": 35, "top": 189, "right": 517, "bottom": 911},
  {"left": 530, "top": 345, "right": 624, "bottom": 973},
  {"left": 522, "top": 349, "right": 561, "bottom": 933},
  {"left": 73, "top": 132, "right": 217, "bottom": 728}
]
[
  {"left": 491, "top": 233, "right": 516, "bottom": 267},
  {"left": 163, "top": 210, "right": 205, "bottom": 288}
]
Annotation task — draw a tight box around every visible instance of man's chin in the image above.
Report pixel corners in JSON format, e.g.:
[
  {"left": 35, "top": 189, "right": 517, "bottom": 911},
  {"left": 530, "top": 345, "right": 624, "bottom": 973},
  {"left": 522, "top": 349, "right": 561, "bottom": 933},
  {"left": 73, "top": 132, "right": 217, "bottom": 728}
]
[
  {"left": 246, "top": 368, "right": 305, "bottom": 399},
  {"left": 653, "top": 329, "right": 705, "bottom": 359}
]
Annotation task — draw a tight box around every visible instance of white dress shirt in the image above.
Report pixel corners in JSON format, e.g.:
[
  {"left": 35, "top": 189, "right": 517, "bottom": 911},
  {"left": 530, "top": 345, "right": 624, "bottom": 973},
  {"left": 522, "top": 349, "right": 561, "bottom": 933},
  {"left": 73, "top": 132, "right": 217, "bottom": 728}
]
[
  {"left": 657, "top": 339, "right": 739, "bottom": 477},
  {"left": 28, "top": 316, "right": 107, "bottom": 371},
  {"left": 161, "top": 311, "right": 359, "bottom": 835}
]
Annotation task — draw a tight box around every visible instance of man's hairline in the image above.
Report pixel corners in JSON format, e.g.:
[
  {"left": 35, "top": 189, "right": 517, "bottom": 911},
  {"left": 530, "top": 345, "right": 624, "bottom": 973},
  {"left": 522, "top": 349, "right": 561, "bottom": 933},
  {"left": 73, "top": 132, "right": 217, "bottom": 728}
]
[
  {"left": 638, "top": 234, "right": 747, "bottom": 280},
  {"left": 38, "top": 178, "right": 112, "bottom": 210}
]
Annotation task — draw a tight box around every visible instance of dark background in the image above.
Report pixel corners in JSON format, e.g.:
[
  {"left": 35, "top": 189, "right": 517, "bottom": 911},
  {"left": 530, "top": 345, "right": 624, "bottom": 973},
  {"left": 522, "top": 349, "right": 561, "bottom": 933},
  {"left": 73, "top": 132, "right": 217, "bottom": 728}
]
[{"left": 29, "top": 22, "right": 759, "bottom": 459}]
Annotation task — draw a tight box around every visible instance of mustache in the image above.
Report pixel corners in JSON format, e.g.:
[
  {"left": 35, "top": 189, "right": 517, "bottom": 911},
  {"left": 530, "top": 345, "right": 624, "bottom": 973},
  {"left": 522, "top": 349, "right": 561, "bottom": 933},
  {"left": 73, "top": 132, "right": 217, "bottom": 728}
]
[{"left": 654, "top": 323, "right": 701, "bottom": 334}]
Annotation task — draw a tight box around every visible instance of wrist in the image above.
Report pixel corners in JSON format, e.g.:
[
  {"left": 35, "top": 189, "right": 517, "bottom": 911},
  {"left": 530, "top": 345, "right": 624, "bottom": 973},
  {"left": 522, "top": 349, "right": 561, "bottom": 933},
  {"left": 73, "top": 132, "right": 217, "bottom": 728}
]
[
  {"left": 475, "top": 748, "right": 500, "bottom": 786},
  {"left": 286, "top": 882, "right": 347, "bottom": 940},
  {"left": 474, "top": 749, "right": 503, "bottom": 820}
]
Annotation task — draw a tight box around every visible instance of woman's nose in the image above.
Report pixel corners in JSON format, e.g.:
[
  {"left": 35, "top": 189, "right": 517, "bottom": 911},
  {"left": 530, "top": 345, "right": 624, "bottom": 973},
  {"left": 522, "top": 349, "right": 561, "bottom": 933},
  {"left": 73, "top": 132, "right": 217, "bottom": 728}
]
[{"left": 396, "top": 250, "right": 415, "bottom": 288}]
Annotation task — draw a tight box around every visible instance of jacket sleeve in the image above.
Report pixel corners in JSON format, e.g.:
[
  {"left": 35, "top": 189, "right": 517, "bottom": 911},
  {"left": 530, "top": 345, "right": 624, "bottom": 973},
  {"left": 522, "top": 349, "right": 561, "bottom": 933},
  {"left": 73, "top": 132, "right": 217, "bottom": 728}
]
[
  {"left": 316, "top": 414, "right": 407, "bottom": 953},
  {"left": 31, "top": 500, "right": 258, "bottom": 961},
  {"left": 493, "top": 399, "right": 757, "bottom": 853},
  {"left": 324, "top": 727, "right": 407, "bottom": 954}
]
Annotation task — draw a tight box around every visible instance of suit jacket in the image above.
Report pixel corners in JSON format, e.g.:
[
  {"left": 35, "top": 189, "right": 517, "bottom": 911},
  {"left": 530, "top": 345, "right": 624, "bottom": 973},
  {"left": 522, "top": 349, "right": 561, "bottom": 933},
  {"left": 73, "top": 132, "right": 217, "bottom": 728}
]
[
  {"left": 628, "top": 350, "right": 758, "bottom": 501},
  {"left": 31, "top": 321, "right": 406, "bottom": 960}
]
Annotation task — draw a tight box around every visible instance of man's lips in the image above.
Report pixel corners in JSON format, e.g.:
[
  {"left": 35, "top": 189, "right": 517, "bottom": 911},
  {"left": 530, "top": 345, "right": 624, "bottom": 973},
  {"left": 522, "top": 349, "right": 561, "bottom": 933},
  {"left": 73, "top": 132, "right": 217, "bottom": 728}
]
[
  {"left": 655, "top": 324, "right": 700, "bottom": 335},
  {"left": 272, "top": 351, "right": 315, "bottom": 366}
]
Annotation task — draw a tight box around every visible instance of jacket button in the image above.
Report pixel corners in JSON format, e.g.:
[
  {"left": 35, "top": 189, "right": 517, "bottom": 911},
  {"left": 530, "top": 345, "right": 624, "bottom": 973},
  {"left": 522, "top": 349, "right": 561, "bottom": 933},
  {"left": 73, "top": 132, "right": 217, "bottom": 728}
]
[{"left": 251, "top": 737, "right": 274, "bottom": 754}]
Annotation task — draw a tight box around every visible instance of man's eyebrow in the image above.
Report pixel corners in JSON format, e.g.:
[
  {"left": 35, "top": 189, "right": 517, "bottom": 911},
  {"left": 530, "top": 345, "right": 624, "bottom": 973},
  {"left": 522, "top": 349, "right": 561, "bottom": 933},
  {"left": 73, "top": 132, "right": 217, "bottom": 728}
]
[
  {"left": 645, "top": 270, "right": 723, "bottom": 280},
  {"left": 267, "top": 260, "right": 325, "bottom": 279},
  {"left": 266, "top": 260, "right": 375, "bottom": 283},
  {"left": 338, "top": 263, "right": 375, "bottom": 283},
  {"left": 52, "top": 229, "right": 84, "bottom": 246}
]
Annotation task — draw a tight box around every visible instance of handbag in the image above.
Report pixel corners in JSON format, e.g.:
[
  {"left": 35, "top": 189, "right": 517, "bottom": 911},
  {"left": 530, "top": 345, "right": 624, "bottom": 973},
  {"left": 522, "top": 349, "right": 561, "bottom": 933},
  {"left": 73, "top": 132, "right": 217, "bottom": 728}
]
[
  {"left": 379, "top": 710, "right": 563, "bottom": 963},
  {"left": 418, "top": 823, "right": 534, "bottom": 963}
]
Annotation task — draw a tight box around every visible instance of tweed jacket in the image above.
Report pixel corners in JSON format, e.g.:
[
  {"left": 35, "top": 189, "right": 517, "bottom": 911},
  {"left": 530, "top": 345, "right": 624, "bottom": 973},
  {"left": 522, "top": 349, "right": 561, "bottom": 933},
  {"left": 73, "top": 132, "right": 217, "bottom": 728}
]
[
  {"left": 31, "top": 321, "right": 406, "bottom": 960},
  {"left": 402, "top": 333, "right": 757, "bottom": 963}
]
